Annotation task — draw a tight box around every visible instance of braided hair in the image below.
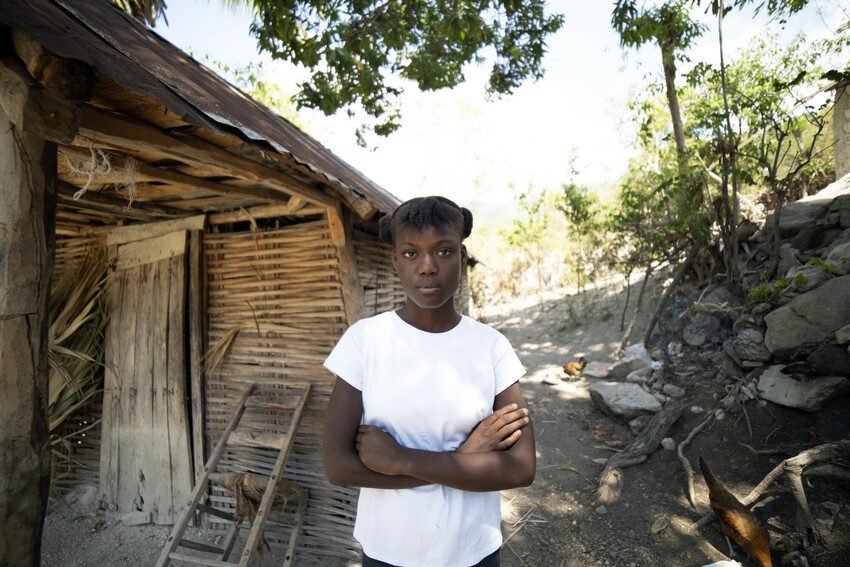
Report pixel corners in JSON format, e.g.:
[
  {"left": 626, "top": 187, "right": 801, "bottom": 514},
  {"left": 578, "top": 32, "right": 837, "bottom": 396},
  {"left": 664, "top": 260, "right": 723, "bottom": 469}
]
[{"left": 378, "top": 196, "right": 473, "bottom": 246}]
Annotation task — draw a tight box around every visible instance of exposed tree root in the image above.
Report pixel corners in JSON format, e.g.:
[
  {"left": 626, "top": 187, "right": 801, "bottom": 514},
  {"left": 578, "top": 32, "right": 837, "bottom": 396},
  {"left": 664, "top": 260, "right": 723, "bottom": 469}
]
[
  {"left": 596, "top": 401, "right": 684, "bottom": 504},
  {"left": 693, "top": 439, "right": 850, "bottom": 531},
  {"left": 678, "top": 414, "right": 713, "bottom": 508}
]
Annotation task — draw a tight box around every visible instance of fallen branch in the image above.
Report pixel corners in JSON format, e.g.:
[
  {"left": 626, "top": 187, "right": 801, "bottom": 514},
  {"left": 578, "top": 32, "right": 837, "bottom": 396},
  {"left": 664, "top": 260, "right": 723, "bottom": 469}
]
[
  {"left": 678, "top": 414, "right": 713, "bottom": 508},
  {"left": 694, "top": 439, "right": 850, "bottom": 531},
  {"left": 597, "top": 402, "right": 684, "bottom": 504}
]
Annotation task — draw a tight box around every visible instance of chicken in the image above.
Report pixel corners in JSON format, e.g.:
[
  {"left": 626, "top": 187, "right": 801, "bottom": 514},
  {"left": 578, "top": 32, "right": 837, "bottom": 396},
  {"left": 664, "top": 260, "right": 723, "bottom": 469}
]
[
  {"left": 700, "top": 457, "right": 773, "bottom": 567},
  {"left": 562, "top": 356, "right": 586, "bottom": 377}
]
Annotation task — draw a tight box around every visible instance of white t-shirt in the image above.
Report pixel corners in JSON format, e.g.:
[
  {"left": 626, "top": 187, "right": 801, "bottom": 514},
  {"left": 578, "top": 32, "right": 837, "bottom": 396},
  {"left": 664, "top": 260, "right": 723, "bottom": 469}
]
[{"left": 323, "top": 310, "right": 526, "bottom": 567}]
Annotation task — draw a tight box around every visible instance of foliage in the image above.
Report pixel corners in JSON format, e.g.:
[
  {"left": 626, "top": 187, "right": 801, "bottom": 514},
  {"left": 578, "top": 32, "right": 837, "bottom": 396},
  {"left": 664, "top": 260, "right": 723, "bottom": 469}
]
[
  {"left": 556, "top": 181, "right": 602, "bottom": 291},
  {"left": 250, "top": 0, "right": 564, "bottom": 141},
  {"left": 110, "top": 0, "right": 166, "bottom": 26},
  {"left": 500, "top": 187, "right": 556, "bottom": 292},
  {"left": 612, "top": 0, "right": 705, "bottom": 55}
]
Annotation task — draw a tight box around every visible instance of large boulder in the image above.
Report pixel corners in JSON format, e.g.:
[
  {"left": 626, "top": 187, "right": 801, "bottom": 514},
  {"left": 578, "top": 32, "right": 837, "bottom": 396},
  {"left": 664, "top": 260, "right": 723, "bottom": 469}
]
[
  {"left": 587, "top": 382, "right": 662, "bottom": 421},
  {"left": 757, "top": 365, "right": 850, "bottom": 411},
  {"left": 764, "top": 173, "right": 850, "bottom": 237},
  {"left": 764, "top": 275, "right": 850, "bottom": 358},
  {"left": 724, "top": 327, "right": 772, "bottom": 365},
  {"left": 682, "top": 313, "right": 723, "bottom": 348},
  {"left": 609, "top": 344, "right": 653, "bottom": 380},
  {"left": 583, "top": 361, "right": 611, "bottom": 379}
]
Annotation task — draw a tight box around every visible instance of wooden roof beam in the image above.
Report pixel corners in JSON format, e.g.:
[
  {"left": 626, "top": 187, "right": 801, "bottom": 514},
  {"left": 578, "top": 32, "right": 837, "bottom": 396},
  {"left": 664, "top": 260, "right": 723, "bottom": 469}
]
[
  {"left": 74, "top": 106, "right": 338, "bottom": 209},
  {"left": 57, "top": 181, "right": 186, "bottom": 219}
]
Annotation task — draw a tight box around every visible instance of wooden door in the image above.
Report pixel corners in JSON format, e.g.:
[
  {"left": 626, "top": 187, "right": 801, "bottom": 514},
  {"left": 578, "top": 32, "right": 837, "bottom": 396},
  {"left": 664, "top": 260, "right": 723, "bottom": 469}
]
[{"left": 100, "top": 229, "right": 193, "bottom": 524}]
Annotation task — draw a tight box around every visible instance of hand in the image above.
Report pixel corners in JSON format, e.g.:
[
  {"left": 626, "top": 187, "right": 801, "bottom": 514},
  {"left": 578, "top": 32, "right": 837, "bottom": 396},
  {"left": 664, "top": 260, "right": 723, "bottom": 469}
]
[
  {"left": 356, "top": 425, "right": 408, "bottom": 476},
  {"left": 457, "top": 403, "right": 529, "bottom": 454}
]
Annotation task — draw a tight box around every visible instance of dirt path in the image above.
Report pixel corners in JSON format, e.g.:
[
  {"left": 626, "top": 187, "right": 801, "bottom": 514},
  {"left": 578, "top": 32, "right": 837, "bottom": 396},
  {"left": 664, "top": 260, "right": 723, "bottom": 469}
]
[{"left": 485, "top": 280, "right": 850, "bottom": 567}]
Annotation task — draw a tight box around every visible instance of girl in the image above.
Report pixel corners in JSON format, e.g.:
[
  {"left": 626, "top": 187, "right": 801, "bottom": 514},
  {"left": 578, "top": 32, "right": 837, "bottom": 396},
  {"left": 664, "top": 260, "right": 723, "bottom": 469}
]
[{"left": 323, "top": 196, "right": 535, "bottom": 567}]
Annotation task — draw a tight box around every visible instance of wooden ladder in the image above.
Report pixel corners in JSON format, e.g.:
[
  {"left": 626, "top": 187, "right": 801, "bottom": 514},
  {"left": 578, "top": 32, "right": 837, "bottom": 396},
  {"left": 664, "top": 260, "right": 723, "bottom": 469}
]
[{"left": 155, "top": 382, "right": 311, "bottom": 567}]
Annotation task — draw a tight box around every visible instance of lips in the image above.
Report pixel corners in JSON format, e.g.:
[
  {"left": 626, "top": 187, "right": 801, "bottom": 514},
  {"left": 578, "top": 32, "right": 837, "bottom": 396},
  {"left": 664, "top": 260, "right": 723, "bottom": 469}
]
[{"left": 416, "top": 282, "right": 442, "bottom": 294}]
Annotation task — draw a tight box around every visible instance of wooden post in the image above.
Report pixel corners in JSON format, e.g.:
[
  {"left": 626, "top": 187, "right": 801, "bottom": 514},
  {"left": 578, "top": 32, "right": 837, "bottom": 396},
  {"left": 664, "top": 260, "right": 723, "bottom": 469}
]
[
  {"left": 329, "top": 205, "right": 364, "bottom": 325},
  {"left": 0, "top": 72, "right": 57, "bottom": 566},
  {"left": 188, "top": 229, "right": 207, "bottom": 489}
]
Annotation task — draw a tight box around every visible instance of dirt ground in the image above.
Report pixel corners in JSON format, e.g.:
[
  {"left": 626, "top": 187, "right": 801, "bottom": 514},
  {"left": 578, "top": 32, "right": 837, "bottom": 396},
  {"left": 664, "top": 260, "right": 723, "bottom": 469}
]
[{"left": 41, "top": 275, "right": 850, "bottom": 566}]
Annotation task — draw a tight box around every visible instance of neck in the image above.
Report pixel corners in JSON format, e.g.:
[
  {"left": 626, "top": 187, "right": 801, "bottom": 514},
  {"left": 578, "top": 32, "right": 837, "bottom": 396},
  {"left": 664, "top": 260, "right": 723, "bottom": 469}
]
[{"left": 397, "top": 300, "right": 461, "bottom": 333}]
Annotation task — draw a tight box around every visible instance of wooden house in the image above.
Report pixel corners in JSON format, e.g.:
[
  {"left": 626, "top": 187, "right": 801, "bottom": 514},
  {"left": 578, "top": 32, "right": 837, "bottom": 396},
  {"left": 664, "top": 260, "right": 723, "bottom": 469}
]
[{"left": 0, "top": 1, "right": 468, "bottom": 563}]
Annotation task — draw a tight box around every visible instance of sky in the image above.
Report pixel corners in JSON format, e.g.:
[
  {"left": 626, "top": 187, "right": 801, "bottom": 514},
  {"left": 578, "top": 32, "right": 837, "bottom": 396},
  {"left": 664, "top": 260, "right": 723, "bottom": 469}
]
[{"left": 155, "top": 1, "right": 848, "bottom": 222}]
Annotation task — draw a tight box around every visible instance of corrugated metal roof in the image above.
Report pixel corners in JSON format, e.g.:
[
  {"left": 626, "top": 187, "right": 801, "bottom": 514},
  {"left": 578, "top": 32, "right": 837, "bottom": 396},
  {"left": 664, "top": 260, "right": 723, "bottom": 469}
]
[{"left": 0, "top": 0, "right": 400, "bottom": 214}]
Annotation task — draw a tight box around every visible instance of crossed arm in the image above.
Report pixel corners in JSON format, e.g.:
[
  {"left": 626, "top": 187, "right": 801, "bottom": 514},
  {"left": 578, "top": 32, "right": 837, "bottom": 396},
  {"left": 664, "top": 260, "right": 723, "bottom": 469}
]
[{"left": 322, "top": 378, "right": 536, "bottom": 492}]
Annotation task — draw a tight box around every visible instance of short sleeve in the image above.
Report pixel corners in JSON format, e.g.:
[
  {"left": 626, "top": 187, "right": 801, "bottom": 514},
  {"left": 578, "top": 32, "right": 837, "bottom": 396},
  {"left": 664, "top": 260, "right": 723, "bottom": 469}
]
[
  {"left": 323, "top": 321, "right": 366, "bottom": 391},
  {"left": 493, "top": 332, "right": 525, "bottom": 395}
]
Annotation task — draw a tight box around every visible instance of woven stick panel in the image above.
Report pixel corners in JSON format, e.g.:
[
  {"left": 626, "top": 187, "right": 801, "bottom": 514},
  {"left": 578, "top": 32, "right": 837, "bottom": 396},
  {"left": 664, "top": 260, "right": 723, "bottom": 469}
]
[
  {"left": 204, "top": 219, "right": 358, "bottom": 562},
  {"left": 51, "top": 397, "right": 102, "bottom": 497},
  {"left": 54, "top": 233, "right": 105, "bottom": 282},
  {"left": 353, "top": 230, "right": 405, "bottom": 316}
]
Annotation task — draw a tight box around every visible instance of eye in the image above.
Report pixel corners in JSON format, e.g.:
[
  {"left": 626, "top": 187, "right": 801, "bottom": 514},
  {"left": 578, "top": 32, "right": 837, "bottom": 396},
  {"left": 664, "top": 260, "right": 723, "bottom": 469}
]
[
  {"left": 438, "top": 248, "right": 454, "bottom": 257},
  {"left": 402, "top": 250, "right": 416, "bottom": 259}
]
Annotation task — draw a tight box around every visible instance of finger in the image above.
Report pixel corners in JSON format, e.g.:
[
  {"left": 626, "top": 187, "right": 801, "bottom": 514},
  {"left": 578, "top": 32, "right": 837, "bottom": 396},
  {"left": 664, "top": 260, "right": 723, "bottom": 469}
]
[
  {"left": 496, "top": 414, "right": 530, "bottom": 438},
  {"left": 496, "top": 429, "right": 522, "bottom": 450},
  {"left": 485, "top": 403, "right": 519, "bottom": 425},
  {"left": 492, "top": 407, "right": 528, "bottom": 430}
]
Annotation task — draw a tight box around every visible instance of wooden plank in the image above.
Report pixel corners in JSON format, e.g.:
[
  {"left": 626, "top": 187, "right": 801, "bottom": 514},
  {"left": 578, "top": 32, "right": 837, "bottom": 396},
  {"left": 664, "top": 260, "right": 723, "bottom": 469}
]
[
  {"left": 0, "top": 96, "right": 56, "bottom": 564},
  {"left": 115, "top": 230, "right": 187, "bottom": 271},
  {"left": 178, "top": 539, "right": 224, "bottom": 555},
  {"left": 207, "top": 202, "right": 321, "bottom": 225},
  {"left": 75, "top": 106, "right": 337, "bottom": 208},
  {"left": 326, "top": 203, "right": 346, "bottom": 248},
  {"left": 108, "top": 215, "right": 205, "bottom": 246},
  {"left": 227, "top": 431, "right": 286, "bottom": 451},
  {"left": 167, "top": 552, "right": 237, "bottom": 567},
  {"left": 59, "top": 145, "right": 279, "bottom": 206},
  {"left": 188, "top": 231, "right": 207, "bottom": 489},
  {"left": 283, "top": 494, "right": 309, "bottom": 567},
  {"left": 57, "top": 180, "right": 186, "bottom": 218},
  {"left": 165, "top": 252, "right": 193, "bottom": 522},
  {"left": 335, "top": 209, "right": 364, "bottom": 325}
]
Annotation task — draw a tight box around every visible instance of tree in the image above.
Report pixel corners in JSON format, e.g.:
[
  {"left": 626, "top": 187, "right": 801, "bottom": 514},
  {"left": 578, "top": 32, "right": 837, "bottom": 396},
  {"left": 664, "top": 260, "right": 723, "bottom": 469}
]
[
  {"left": 556, "top": 182, "right": 599, "bottom": 292},
  {"left": 249, "top": 1, "right": 564, "bottom": 141},
  {"left": 612, "top": 0, "right": 705, "bottom": 163}
]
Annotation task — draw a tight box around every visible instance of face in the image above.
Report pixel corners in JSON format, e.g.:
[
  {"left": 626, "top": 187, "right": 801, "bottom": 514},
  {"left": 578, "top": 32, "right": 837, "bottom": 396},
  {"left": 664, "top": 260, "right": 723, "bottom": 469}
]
[{"left": 391, "top": 224, "right": 467, "bottom": 311}]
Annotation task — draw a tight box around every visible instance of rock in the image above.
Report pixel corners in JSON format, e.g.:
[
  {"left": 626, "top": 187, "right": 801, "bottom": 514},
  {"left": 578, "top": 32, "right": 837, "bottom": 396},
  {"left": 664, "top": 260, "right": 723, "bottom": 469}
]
[
  {"left": 587, "top": 382, "right": 662, "bottom": 421},
  {"left": 790, "top": 225, "right": 826, "bottom": 250},
  {"left": 120, "top": 511, "right": 151, "bottom": 526},
  {"left": 714, "top": 409, "right": 726, "bottom": 421},
  {"left": 720, "top": 352, "right": 745, "bottom": 379},
  {"left": 725, "top": 327, "right": 772, "bottom": 365},
  {"left": 690, "top": 405, "right": 704, "bottom": 414},
  {"left": 824, "top": 194, "right": 850, "bottom": 229},
  {"left": 542, "top": 375, "right": 561, "bottom": 385},
  {"left": 785, "top": 264, "right": 829, "bottom": 291},
  {"left": 683, "top": 313, "right": 722, "bottom": 347},
  {"left": 764, "top": 275, "right": 850, "bottom": 357},
  {"left": 582, "top": 361, "right": 610, "bottom": 379},
  {"left": 765, "top": 175, "right": 850, "bottom": 237},
  {"left": 652, "top": 392, "right": 667, "bottom": 404},
  {"left": 741, "top": 360, "right": 765, "bottom": 368},
  {"left": 784, "top": 344, "right": 850, "bottom": 377},
  {"left": 825, "top": 241, "right": 850, "bottom": 275},
  {"left": 596, "top": 505, "right": 608, "bottom": 515},
  {"left": 662, "top": 384, "right": 686, "bottom": 398},
  {"left": 628, "top": 415, "right": 649, "bottom": 435},
  {"left": 751, "top": 303, "right": 772, "bottom": 326},
  {"left": 668, "top": 341, "right": 683, "bottom": 357},
  {"left": 661, "top": 437, "right": 675, "bottom": 451},
  {"left": 757, "top": 365, "right": 850, "bottom": 411},
  {"left": 837, "top": 324, "right": 850, "bottom": 345},
  {"left": 704, "top": 285, "right": 743, "bottom": 307},
  {"left": 609, "top": 345, "right": 653, "bottom": 381},
  {"left": 626, "top": 367, "right": 652, "bottom": 384},
  {"left": 778, "top": 243, "right": 802, "bottom": 275}
]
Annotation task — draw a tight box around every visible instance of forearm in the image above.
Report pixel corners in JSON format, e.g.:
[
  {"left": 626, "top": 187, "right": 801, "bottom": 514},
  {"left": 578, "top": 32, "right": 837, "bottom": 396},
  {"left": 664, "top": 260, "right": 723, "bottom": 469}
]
[
  {"left": 396, "top": 444, "right": 535, "bottom": 492},
  {"left": 324, "top": 447, "right": 430, "bottom": 489}
]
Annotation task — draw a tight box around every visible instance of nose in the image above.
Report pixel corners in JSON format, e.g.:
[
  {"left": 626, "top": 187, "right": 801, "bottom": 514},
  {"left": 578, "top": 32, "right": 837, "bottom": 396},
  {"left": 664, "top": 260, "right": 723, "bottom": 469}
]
[{"left": 419, "top": 253, "right": 438, "bottom": 275}]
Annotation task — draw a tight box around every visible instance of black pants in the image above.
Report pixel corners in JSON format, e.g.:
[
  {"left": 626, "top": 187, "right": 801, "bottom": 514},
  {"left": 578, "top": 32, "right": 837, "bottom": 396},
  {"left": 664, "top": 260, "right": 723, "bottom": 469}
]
[{"left": 362, "top": 547, "right": 500, "bottom": 567}]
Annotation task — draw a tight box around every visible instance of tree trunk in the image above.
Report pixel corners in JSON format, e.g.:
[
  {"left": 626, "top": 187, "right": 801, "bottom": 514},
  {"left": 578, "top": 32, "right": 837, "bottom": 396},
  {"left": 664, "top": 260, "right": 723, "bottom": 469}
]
[
  {"left": 620, "top": 262, "right": 652, "bottom": 352},
  {"left": 660, "top": 41, "right": 686, "bottom": 162},
  {"left": 0, "top": 96, "right": 57, "bottom": 565},
  {"left": 767, "top": 191, "right": 785, "bottom": 279},
  {"left": 620, "top": 267, "right": 633, "bottom": 332},
  {"left": 643, "top": 239, "right": 703, "bottom": 347}
]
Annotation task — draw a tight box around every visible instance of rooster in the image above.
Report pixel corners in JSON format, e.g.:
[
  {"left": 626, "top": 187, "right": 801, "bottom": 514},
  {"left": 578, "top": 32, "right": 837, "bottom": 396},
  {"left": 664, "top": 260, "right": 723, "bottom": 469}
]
[
  {"left": 562, "top": 356, "right": 586, "bottom": 378},
  {"left": 700, "top": 457, "right": 772, "bottom": 567}
]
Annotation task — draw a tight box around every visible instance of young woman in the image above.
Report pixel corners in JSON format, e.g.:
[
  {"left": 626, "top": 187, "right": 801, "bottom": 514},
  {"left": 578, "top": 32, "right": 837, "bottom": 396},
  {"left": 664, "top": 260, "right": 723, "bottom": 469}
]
[{"left": 323, "top": 196, "right": 535, "bottom": 567}]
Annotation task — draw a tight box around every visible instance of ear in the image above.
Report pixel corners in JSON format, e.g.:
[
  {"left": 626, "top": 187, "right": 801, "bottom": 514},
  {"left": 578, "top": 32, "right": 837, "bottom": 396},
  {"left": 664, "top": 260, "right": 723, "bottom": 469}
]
[{"left": 460, "top": 244, "right": 468, "bottom": 267}]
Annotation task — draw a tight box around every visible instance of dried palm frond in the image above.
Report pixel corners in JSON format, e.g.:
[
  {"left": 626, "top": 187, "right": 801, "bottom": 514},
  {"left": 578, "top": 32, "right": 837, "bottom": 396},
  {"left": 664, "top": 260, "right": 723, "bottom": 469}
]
[{"left": 48, "top": 246, "right": 109, "bottom": 434}]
